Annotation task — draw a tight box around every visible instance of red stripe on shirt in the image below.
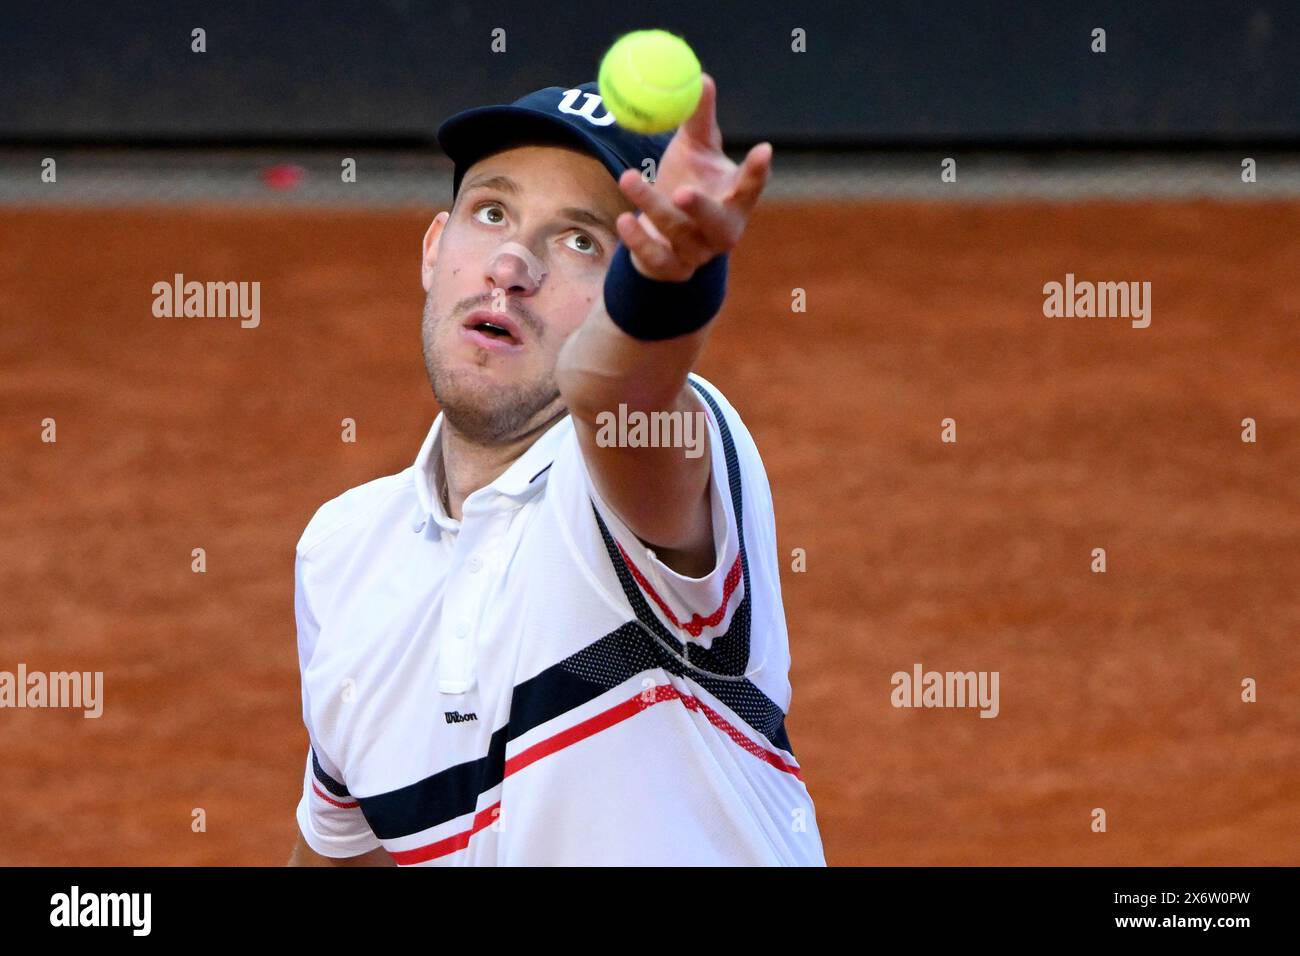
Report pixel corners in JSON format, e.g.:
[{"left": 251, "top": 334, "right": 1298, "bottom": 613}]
[
  {"left": 387, "top": 683, "right": 802, "bottom": 864},
  {"left": 615, "top": 542, "right": 743, "bottom": 638},
  {"left": 312, "top": 782, "right": 360, "bottom": 810},
  {"left": 388, "top": 803, "right": 501, "bottom": 866}
]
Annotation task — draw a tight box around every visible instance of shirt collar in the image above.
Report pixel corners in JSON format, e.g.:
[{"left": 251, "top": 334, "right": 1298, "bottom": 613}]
[{"left": 412, "top": 411, "right": 572, "bottom": 531}]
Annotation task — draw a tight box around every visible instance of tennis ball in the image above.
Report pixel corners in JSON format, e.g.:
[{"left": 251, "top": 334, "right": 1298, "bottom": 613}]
[{"left": 598, "top": 30, "right": 702, "bottom": 134}]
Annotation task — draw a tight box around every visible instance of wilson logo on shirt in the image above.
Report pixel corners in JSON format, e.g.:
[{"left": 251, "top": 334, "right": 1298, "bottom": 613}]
[{"left": 444, "top": 710, "right": 478, "bottom": 724}]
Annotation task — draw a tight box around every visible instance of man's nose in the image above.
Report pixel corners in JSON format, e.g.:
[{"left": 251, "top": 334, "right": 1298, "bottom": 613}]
[{"left": 486, "top": 241, "right": 548, "bottom": 294}]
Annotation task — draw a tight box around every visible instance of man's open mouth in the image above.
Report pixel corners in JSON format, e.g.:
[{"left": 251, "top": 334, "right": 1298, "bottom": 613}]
[
  {"left": 470, "top": 319, "right": 517, "bottom": 342},
  {"left": 461, "top": 310, "right": 525, "bottom": 351},
  {"left": 463, "top": 310, "right": 523, "bottom": 346}
]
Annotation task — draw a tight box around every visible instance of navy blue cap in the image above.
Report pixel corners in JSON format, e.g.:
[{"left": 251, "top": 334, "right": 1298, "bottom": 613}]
[{"left": 436, "top": 81, "right": 674, "bottom": 199}]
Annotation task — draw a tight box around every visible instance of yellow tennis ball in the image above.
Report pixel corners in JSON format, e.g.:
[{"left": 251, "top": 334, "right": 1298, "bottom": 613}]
[{"left": 598, "top": 30, "right": 702, "bottom": 134}]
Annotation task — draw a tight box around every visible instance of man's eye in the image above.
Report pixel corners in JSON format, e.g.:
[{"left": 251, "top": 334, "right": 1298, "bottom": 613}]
[
  {"left": 473, "top": 201, "right": 501, "bottom": 223},
  {"left": 565, "top": 232, "right": 599, "bottom": 256}
]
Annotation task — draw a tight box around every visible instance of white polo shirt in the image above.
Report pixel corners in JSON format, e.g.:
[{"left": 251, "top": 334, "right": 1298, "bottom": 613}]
[{"left": 293, "top": 374, "right": 825, "bottom": 865}]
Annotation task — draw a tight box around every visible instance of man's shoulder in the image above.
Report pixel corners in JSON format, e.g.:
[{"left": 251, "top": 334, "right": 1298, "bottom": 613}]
[
  {"left": 686, "top": 373, "right": 763, "bottom": 464},
  {"left": 296, "top": 467, "right": 416, "bottom": 559},
  {"left": 686, "top": 371, "right": 730, "bottom": 414}
]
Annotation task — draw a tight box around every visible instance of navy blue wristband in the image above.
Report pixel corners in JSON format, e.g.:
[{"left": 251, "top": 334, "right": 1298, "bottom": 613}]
[{"left": 603, "top": 243, "right": 728, "bottom": 341}]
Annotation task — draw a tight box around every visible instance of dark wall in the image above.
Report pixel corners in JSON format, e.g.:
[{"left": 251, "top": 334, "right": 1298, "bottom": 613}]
[{"left": 3, "top": 0, "right": 1295, "bottom": 144}]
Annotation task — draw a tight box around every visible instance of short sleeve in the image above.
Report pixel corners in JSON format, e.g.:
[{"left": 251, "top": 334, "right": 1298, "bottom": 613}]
[
  {"left": 295, "top": 747, "right": 382, "bottom": 858},
  {"left": 293, "top": 548, "right": 382, "bottom": 858}
]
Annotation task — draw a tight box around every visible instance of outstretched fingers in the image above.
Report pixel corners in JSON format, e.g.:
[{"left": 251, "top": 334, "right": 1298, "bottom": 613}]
[
  {"left": 618, "top": 169, "right": 714, "bottom": 268},
  {"left": 725, "top": 141, "right": 774, "bottom": 217},
  {"left": 615, "top": 211, "right": 686, "bottom": 280},
  {"left": 671, "top": 186, "right": 742, "bottom": 252},
  {"left": 681, "top": 73, "right": 722, "bottom": 151}
]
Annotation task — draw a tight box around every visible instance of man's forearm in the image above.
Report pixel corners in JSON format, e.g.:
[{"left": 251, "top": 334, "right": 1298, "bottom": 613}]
[
  {"left": 555, "top": 293, "right": 711, "bottom": 422},
  {"left": 555, "top": 256, "right": 721, "bottom": 564},
  {"left": 557, "top": 245, "right": 727, "bottom": 419}
]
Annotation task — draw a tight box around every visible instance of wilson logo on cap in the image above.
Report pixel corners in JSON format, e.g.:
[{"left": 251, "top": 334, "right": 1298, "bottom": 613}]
[{"left": 556, "top": 88, "right": 616, "bottom": 126}]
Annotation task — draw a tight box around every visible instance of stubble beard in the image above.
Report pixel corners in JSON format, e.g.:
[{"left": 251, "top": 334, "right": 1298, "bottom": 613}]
[{"left": 420, "top": 295, "right": 561, "bottom": 444}]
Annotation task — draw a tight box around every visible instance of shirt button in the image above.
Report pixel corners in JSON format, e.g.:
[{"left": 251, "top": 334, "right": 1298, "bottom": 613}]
[
  {"left": 467, "top": 554, "right": 483, "bottom": 573},
  {"left": 456, "top": 621, "right": 470, "bottom": 640}
]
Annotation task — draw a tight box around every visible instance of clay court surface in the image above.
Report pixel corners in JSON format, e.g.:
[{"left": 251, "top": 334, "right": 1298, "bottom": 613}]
[{"left": 1, "top": 199, "right": 1296, "bottom": 865}]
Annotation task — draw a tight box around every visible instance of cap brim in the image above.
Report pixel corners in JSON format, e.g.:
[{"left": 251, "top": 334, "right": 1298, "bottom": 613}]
[{"left": 436, "top": 105, "right": 628, "bottom": 196}]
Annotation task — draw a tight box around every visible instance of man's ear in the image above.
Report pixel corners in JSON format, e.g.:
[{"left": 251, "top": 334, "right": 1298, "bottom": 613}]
[{"left": 421, "top": 210, "right": 451, "bottom": 292}]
